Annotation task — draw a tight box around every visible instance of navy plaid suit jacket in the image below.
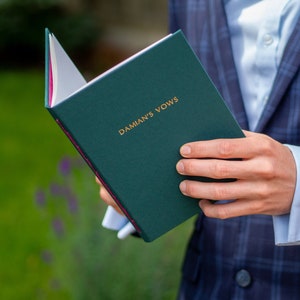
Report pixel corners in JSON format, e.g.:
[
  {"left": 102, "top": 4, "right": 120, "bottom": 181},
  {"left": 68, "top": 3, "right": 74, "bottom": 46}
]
[{"left": 169, "top": 0, "right": 300, "bottom": 299}]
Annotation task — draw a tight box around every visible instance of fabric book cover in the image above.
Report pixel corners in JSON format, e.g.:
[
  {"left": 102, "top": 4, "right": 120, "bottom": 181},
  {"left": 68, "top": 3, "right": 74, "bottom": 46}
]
[{"left": 45, "top": 28, "right": 244, "bottom": 242}]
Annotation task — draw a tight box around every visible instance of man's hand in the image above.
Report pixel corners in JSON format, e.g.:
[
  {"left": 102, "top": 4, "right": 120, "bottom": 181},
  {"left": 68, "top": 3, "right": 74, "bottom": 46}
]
[
  {"left": 176, "top": 131, "right": 296, "bottom": 219},
  {"left": 95, "top": 177, "right": 124, "bottom": 215}
]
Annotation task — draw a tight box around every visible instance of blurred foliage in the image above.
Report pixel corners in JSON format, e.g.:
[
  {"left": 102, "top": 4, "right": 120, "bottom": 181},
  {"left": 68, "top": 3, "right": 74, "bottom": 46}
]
[
  {"left": 35, "top": 155, "right": 193, "bottom": 300},
  {"left": 0, "top": 0, "right": 100, "bottom": 67}
]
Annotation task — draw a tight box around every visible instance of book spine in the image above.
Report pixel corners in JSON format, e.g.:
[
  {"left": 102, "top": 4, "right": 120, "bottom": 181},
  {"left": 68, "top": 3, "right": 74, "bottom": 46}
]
[{"left": 53, "top": 115, "right": 141, "bottom": 233}]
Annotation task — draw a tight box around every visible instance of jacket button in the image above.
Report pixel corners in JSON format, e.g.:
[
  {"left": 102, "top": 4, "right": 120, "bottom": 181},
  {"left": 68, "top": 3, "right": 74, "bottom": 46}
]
[{"left": 235, "top": 269, "right": 252, "bottom": 288}]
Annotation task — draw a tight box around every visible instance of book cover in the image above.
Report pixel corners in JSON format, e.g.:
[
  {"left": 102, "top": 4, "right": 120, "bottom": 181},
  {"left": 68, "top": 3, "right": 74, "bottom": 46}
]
[{"left": 45, "top": 29, "right": 244, "bottom": 242}]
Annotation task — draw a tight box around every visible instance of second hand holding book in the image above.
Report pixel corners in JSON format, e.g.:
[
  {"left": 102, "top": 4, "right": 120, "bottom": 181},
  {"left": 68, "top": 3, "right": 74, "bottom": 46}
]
[{"left": 45, "top": 29, "right": 244, "bottom": 242}]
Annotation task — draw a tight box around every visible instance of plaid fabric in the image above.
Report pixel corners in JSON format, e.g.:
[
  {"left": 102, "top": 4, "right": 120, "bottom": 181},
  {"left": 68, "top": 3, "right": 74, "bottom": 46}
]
[{"left": 169, "top": 0, "right": 300, "bottom": 299}]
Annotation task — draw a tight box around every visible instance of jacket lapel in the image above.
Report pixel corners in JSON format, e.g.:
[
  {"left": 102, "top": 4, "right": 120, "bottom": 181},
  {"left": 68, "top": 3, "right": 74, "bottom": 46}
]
[
  {"left": 256, "top": 17, "right": 300, "bottom": 132},
  {"left": 208, "top": 0, "right": 249, "bottom": 130}
]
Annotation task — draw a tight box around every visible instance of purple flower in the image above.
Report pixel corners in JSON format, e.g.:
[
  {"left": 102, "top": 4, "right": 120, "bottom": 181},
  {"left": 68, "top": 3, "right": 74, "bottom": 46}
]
[
  {"left": 52, "top": 217, "right": 64, "bottom": 237},
  {"left": 58, "top": 157, "right": 72, "bottom": 177},
  {"left": 35, "top": 189, "right": 46, "bottom": 208},
  {"left": 67, "top": 193, "right": 78, "bottom": 214}
]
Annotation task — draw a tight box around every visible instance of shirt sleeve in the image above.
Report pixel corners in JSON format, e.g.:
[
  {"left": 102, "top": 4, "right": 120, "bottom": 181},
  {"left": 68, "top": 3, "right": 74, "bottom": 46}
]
[
  {"left": 273, "top": 144, "right": 300, "bottom": 246},
  {"left": 102, "top": 206, "right": 136, "bottom": 239}
]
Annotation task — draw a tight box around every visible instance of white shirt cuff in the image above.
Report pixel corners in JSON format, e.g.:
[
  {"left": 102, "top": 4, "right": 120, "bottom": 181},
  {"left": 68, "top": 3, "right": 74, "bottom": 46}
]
[
  {"left": 273, "top": 144, "right": 300, "bottom": 245},
  {"left": 102, "top": 206, "right": 136, "bottom": 239}
]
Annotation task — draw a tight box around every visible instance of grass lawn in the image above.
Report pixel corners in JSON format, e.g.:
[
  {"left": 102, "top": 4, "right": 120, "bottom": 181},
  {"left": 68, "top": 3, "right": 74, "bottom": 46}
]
[
  {"left": 0, "top": 69, "right": 77, "bottom": 299},
  {"left": 0, "top": 70, "right": 195, "bottom": 299}
]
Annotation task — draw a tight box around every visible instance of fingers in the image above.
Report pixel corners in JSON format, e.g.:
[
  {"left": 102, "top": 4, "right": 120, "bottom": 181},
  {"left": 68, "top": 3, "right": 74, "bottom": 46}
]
[
  {"left": 198, "top": 196, "right": 287, "bottom": 219},
  {"left": 176, "top": 158, "right": 247, "bottom": 180},
  {"left": 101, "top": 187, "right": 124, "bottom": 215},
  {"left": 179, "top": 137, "right": 247, "bottom": 159},
  {"left": 179, "top": 133, "right": 272, "bottom": 160},
  {"left": 177, "top": 132, "right": 297, "bottom": 219},
  {"left": 95, "top": 176, "right": 102, "bottom": 185},
  {"left": 179, "top": 179, "right": 257, "bottom": 201},
  {"left": 199, "top": 199, "right": 259, "bottom": 219},
  {"left": 176, "top": 156, "right": 277, "bottom": 181},
  {"left": 95, "top": 176, "right": 124, "bottom": 215}
]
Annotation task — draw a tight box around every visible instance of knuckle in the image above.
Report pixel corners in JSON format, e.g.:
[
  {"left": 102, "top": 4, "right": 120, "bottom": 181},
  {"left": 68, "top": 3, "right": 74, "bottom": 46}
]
[
  {"left": 256, "top": 183, "right": 270, "bottom": 199},
  {"left": 185, "top": 181, "right": 200, "bottom": 198},
  {"left": 251, "top": 200, "right": 264, "bottom": 214},
  {"left": 201, "top": 200, "right": 230, "bottom": 219},
  {"left": 212, "top": 162, "right": 230, "bottom": 179},
  {"left": 186, "top": 183, "right": 197, "bottom": 198},
  {"left": 214, "top": 207, "right": 230, "bottom": 219},
  {"left": 184, "top": 159, "right": 202, "bottom": 176},
  {"left": 263, "top": 136, "right": 273, "bottom": 149},
  {"left": 249, "top": 199, "right": 266, "bottom": 214},
  {"left": 258, "top": 136, "right": 274, "bottom": 156},
  {"left": 184, "top": 160, "right": 196, "bottom": 174},
  {"left": 212, "top": 185, "right": 229, "bottom": 200},
  {"left": 258, "top": 161, "right": 275, "bottom": 179},
  {"left": 218, "top": 140, "right": 234, "bottom": 158}
]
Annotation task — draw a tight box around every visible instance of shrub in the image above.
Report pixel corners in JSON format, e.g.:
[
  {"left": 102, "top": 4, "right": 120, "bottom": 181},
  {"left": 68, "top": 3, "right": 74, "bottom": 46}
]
[{"left": 0, "top": 0, "right": 100, "bottom": 67}]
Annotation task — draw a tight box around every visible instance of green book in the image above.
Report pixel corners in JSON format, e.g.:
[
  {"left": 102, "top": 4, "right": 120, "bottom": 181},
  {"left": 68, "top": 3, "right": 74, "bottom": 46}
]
[{"left": 45, "top": 29, "right": 244, "bottom": 242}]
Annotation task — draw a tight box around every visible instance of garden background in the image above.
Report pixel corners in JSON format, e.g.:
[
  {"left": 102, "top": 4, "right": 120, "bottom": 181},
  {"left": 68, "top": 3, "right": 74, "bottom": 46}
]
[{"left": 0, "top": 0, "right": 196, "bottom": 299}]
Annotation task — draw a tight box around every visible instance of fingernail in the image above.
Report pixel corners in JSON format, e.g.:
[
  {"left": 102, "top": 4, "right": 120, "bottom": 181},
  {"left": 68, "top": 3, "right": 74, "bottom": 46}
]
[
  {"left": 176, "top": 161, "right": 185, "bottom": 173},
  {"left": 181, "top": 145, "right": 191, "bottom": 156},
  {"left": 179, "top": 181, "right": 187, "bottom": 194}
]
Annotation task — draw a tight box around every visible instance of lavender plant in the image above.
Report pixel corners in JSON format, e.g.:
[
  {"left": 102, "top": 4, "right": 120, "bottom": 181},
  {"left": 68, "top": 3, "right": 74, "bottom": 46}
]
[{"left": 35, "top": 155, "right": 191, "bottom": 300}]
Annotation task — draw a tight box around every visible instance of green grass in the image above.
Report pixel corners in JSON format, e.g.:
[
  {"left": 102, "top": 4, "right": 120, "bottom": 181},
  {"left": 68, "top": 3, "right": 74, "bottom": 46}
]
[
  {"left": 0, "top": 70, "right": 77, "bottom": 299},
  {"left": 0, "top": 70, "right": 195, "bottom": 299}
]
